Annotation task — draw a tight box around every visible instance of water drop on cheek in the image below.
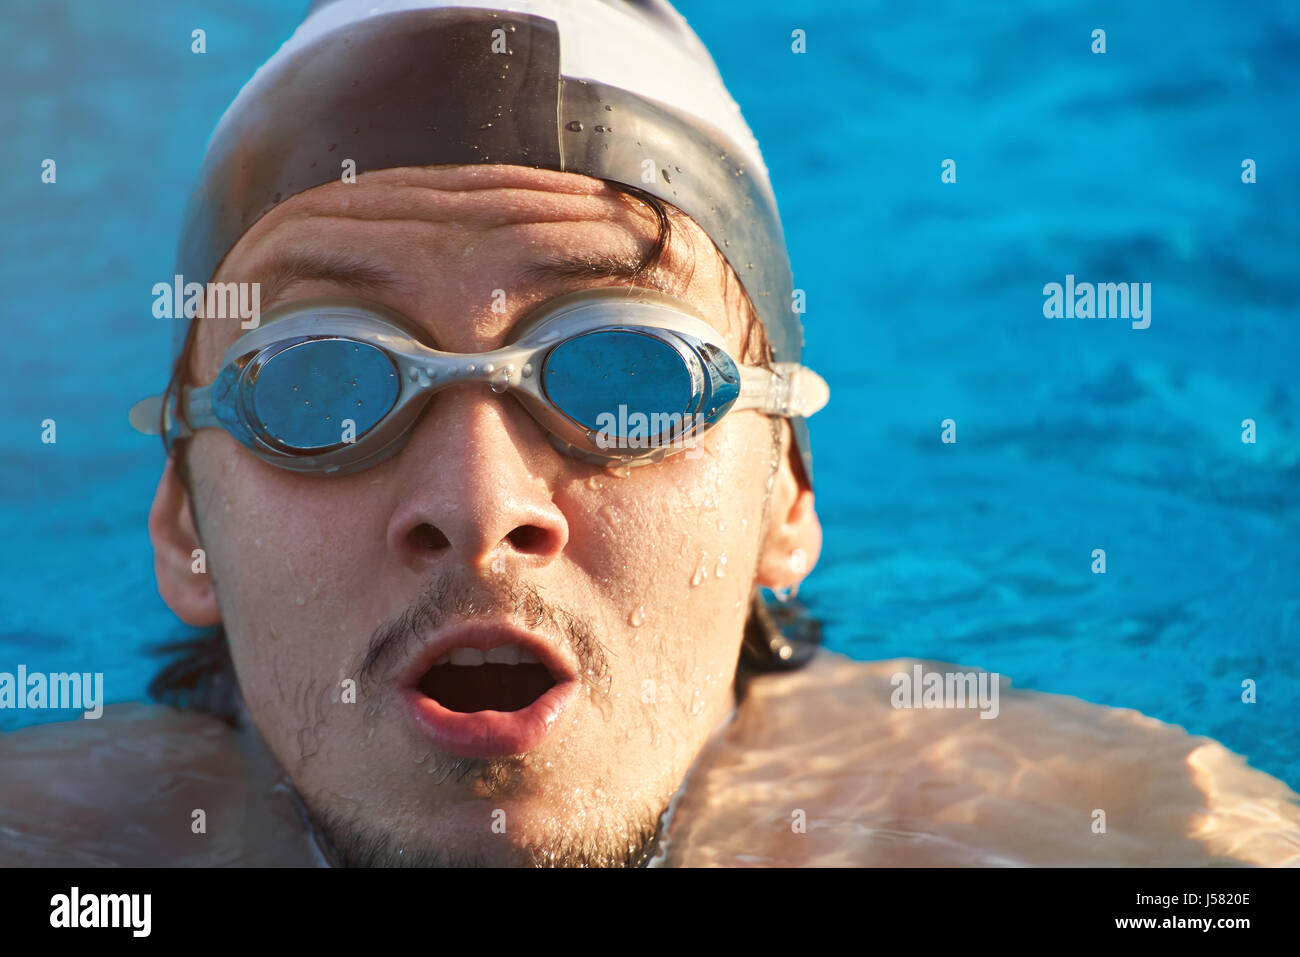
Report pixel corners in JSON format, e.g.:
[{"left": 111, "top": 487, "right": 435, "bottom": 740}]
[{"left": 628, "top": 606, "right": 645, "bottom": 627}]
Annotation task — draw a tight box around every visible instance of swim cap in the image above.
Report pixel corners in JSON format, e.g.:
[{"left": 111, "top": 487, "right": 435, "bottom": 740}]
[{"left": 174, "top": 0, "right": 814, "bottom": 482}]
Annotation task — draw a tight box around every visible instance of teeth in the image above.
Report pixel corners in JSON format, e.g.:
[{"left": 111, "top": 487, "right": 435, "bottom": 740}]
[
  {"left": 439, "top": 643, "right": 540, "bottom": 666},
  {"left": 485, "top": 644, "right": 521, "bottom": 665}
]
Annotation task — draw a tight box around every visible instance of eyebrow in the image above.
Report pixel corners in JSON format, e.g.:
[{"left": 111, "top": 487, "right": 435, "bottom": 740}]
[
  {"left": 512, "top": 251, "right": 680, "bottom": 296},
  {"left": 254, "top": 247, "right": 680, "bottom": 314},
  {"left": 257, "top": 250, "right": 407, "bottom": 311}
]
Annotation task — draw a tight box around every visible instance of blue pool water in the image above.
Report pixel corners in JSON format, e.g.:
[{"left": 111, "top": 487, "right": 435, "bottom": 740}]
[{"left": 1, "top": 1, "right": 1296, "bottom": 789}]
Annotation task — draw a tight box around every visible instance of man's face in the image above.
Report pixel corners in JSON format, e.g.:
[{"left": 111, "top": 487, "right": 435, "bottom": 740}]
[{"left": 168, "top": 164, "right": 815, "bottom": 866}]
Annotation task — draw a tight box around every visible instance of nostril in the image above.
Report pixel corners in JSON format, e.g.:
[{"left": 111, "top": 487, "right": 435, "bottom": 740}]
[
  {"left": 410, "top": 523, "right": 450, "bottom": 551},
  {"left": 507, "top": 524, "right": 551, "bottom": 553}
]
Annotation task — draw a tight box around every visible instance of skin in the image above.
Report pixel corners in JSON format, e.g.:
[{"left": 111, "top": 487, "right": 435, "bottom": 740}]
[
  {"left": 145, "top": 164, "right": 821, "bottom": 866},
  {"left": 3, "top": 655, "right": 1298, "bottom": 866}
]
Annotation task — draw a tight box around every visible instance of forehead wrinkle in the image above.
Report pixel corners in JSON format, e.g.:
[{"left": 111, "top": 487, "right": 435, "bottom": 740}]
[
  {"left": 225, "top": 190, "right": 655, "bottom": 288},
  {"left": 241, "top": 182, "right": 638, "bottom": 237},
  {"left": 216, "top": 181, "right": 743, "bottom": 352}
]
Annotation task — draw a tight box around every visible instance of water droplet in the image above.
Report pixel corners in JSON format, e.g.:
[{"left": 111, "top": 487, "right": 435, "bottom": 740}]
[
  {"left": 522, "top": 362, "right": 534, "bottom": 377},
  {"left": 691, "top": 564, "right": 706, "bottom": 587},
  {"left": 489, "top": 366, "right": 511, "bottom": 393},
  {"left": 466, "top": 363, "right": 476, "bottom": 373},
  {"left": 586, "top": 475, "right": 602, "bottom": 491},
  {"left": 715, "top": 555, "right": 727, "bottom": 578},
  {"left": 565, "top": 120, "right": 584, "bottom": 132},
  {"left": 628, "top": 606, "right": 645, "bottom": 627},
  {"left": 771, "top": 586, "right": 792, "bottom": 603}
]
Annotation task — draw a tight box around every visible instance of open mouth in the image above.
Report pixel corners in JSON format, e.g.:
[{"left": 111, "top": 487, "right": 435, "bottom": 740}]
[
  {"left": 400, "top": 626, "right": 579, "bottom": 759},
  {"left": 416, "top": 644, "right": 558, "bottom": 713}
]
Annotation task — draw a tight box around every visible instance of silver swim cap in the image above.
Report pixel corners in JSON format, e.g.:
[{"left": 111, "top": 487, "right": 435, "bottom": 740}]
[{"left": 175, "top": 0, "right": 814, "bottom": 481}]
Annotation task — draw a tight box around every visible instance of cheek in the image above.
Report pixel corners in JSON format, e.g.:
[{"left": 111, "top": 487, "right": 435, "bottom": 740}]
[
  {"left": 196, "top": 443, "right": 383, "bottom": 598},
  {"left": 562, "top": 420, "right": 770, "bottom": 674},
  {"left": 189, "top": 441, "right": 386, "bottom": 720}
]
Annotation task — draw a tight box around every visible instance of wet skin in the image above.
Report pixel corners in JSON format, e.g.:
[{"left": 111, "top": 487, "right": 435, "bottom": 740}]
[{"left": 3, "top": 653, "right": 1299, "bottom": 865}]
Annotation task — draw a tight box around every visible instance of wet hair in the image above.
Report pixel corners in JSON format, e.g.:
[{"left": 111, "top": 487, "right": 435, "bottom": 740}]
[{"left": 148, "top": 181, "right": 820, "bottom": 725}]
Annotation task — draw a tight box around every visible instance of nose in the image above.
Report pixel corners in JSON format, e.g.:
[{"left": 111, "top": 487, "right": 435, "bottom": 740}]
[{"left": 385, "top": 386, "right": 569, "bottom": 573}]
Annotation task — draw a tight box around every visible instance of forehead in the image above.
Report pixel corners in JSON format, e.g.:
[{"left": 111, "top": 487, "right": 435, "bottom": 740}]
[{"left": 194, "top": 165, "right": 746, "bottom": 364}]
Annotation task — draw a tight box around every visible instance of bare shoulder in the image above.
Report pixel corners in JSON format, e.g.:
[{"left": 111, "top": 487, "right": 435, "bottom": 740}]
[
  {"left": 0, "top": 703, "right": 312, "bottom": 866},
  {"left": 667, "top": 652, "right": 1300, "bottom": 866}
]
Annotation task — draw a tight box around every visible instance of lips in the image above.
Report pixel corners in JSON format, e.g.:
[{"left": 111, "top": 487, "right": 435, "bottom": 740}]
[{"left": 399, "top": 623, "right": 580, "bottom": 759}]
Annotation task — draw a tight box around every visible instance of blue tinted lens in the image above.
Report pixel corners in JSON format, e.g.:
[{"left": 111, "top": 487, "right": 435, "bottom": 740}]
[
  {"left": 251, "top": 339, "right": 399, "bottom": 450},
  {"left": 543, "top": 330, "right": 696, "bottom": 437}
]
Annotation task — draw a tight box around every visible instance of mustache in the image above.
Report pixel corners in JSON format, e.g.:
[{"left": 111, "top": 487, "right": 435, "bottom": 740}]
[{"left": 355, "top": 570, "right": 613, "bottom": 697}]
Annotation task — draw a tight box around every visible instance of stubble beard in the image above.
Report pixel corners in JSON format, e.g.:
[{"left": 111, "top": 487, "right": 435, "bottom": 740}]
[{"left": 299, "top": 755, "right": 671, "bottom": 867}]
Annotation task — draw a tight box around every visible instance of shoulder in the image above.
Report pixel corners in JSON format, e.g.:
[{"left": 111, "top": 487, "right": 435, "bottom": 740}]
[
  {"left": 671, "top": 652, "right": 1300, "bottom": 865},
  {"left": 0, "top": 703, "right": 275, "bottom": 865}
]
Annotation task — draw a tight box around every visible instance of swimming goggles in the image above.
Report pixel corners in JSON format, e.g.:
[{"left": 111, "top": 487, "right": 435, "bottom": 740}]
[{"left": 130, "top": 287, "right": 829, "bottom": 476}]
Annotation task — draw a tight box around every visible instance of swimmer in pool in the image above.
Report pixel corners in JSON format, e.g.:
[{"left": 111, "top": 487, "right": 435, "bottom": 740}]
[{"left": 3, "top": 0, "right": 1298, "bottom": 867}]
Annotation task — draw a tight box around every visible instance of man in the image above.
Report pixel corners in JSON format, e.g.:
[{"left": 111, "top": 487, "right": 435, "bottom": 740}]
[
  {"left": 126, "top": 0, "right": 826, "bottom": 867},
  {"left": 3, "top": 0, "right": 1298, "bottom": 868}
]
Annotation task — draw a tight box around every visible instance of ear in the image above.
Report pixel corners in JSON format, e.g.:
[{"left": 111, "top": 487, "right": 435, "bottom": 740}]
[
  {"left": 148, "top": 455, "right": 222, "bottom": 627},
  {"left": 755, "top": 428, "right": 822, "bottom": 592}
]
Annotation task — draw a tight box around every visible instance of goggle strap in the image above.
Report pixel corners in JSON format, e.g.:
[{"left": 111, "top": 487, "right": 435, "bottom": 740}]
[
  {"left": 183, "top": 384, "right": 216, "bottom": 432},
  {"left": 129, "top": 389, "right": 198, "bottom": 454},
  {"left": 736, "top": 363, "right": 830, "bottom": 418},
  {"left": 128, "top": 395, "right": 165, "bottom": 437}
]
